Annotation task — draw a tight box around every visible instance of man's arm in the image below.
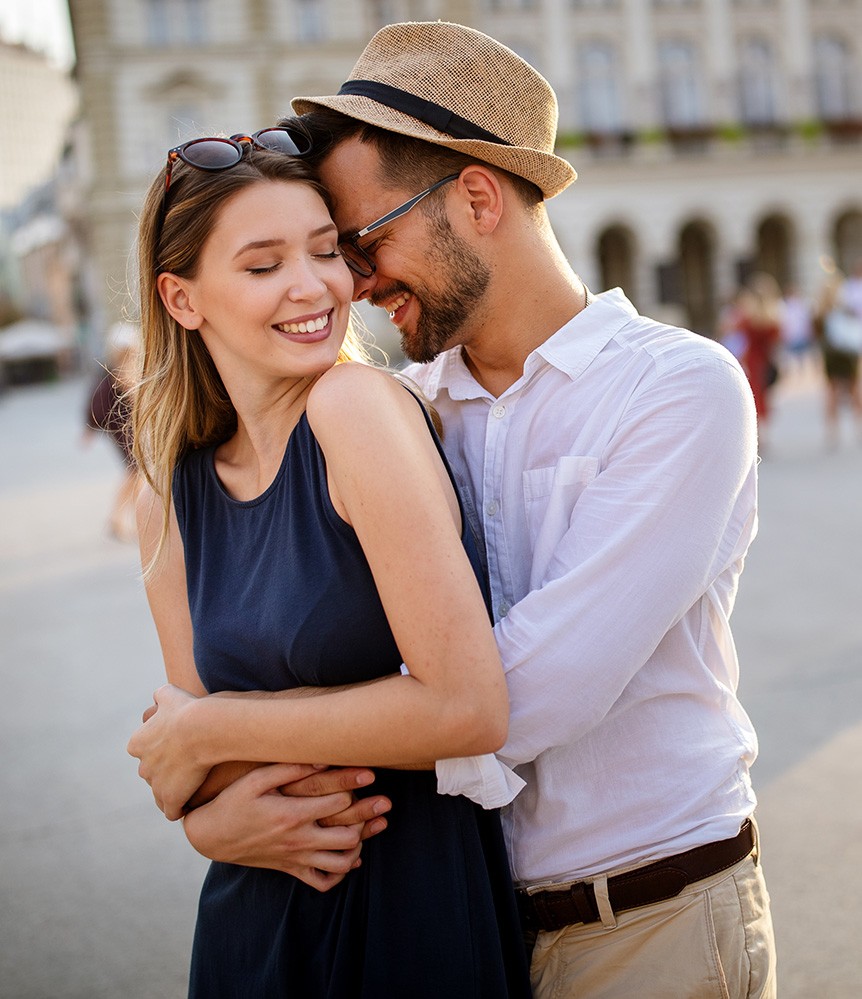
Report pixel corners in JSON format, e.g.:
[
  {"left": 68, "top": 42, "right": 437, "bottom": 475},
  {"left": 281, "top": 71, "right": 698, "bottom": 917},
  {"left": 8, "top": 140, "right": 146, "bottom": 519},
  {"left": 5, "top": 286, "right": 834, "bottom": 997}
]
[{"left": 461, "top": 351, "right": 758, "bottom": 773}]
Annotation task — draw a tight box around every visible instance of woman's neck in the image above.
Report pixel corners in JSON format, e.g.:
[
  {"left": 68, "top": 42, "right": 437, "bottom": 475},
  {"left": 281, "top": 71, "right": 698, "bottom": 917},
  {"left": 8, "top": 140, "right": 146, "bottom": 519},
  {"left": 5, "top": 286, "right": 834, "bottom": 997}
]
[{"left": 214, "top": 374, "right": 317, "bottom": 500}]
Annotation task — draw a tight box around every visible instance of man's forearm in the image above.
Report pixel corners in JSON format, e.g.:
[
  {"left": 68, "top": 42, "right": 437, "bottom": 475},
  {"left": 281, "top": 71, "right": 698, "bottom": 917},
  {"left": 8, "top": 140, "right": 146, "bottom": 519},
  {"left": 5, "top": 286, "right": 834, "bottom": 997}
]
[{"left": 185, "top": 760, "right": 264, "bottom": 811}]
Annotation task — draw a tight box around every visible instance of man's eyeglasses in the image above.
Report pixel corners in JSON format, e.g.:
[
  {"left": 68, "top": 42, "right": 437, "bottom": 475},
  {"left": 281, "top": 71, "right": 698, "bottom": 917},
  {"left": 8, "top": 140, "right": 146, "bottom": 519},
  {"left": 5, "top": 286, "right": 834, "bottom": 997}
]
[
  {"left": 162, "top": 127, "right": 312, "bottom": 194},
  {"left": 339, "top": 173, "right": 460, "bottom": 278}
]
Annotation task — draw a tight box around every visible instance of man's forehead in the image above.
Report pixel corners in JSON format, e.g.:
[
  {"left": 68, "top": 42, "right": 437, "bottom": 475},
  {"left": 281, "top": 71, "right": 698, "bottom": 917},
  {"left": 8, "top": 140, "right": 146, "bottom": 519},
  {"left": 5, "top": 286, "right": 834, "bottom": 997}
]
[{"left": 317, "top": 138, "right": 389, "bottom": 234}]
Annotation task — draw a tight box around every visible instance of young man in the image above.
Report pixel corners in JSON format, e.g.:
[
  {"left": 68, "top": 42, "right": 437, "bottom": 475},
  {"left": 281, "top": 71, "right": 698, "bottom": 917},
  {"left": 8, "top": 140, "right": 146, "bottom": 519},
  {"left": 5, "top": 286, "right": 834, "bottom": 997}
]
[{"left": 175, "top": 21, "right": 777, "bottom": 996}]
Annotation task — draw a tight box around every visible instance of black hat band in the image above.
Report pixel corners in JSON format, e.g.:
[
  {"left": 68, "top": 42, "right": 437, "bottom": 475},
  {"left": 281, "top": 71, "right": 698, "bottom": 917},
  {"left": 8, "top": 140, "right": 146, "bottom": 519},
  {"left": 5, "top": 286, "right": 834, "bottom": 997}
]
[{"left": 337, "top": 80, "right": 512, "bottom": 146}]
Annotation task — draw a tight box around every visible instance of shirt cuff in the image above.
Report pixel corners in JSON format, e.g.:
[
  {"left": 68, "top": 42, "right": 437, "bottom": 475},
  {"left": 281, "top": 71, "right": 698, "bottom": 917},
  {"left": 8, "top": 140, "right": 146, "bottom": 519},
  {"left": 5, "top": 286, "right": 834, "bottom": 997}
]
[
  {"left": 435, "top": 754, "right": 526, "bottom": 809},
  {"left": 398, "top": 665, "right": 525, "bottom": 808}
]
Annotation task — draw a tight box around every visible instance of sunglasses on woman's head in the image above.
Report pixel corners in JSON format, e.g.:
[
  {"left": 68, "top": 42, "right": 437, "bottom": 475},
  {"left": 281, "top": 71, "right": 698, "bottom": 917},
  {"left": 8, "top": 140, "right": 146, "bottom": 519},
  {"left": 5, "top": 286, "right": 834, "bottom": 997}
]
[
  {"left": 154, "top": 127, "right": 314, "bottom": 273},
  {"left": 162, "top": 127, "right": 313, "bottom": 193}
]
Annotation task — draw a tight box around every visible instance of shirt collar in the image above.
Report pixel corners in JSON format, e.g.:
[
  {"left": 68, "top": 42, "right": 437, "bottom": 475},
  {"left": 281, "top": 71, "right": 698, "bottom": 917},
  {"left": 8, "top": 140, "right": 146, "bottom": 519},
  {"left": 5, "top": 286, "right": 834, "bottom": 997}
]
[
  {"left": 531, "top": 287, "right": 637, "bottom": 381},
  {"left": 415, "top": 287, "right": 639, "bottom": 401}
]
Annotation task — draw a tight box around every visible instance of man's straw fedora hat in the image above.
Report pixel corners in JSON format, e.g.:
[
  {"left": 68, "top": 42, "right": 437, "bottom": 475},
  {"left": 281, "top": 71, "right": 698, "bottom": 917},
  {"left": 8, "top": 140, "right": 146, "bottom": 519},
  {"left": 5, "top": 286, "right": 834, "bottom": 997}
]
[{"left": 292, "top": 21, "right": 577, "bottom": 200}]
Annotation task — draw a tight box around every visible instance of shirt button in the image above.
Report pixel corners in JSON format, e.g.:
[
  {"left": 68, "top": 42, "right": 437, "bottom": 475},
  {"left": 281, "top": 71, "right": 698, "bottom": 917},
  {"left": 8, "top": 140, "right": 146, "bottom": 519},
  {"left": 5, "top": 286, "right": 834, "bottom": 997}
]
[
  {"left": 492, "top": 404, "right": 506, "bottom": 419},
  {"left": 486, "top": 500, "right": 499, "bottom": 516},
  {"left": 498, "top": 602, "right": 510, "bottom": 618}
]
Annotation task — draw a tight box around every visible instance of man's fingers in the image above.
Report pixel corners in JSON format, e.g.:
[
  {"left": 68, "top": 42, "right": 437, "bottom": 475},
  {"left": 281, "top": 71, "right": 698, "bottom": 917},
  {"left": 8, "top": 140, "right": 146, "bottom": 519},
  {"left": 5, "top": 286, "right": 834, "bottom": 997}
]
[
  {"left": 276, "top": 789, "right": 358, "bottom": 827},
  {"left": 300, "top": 867, "right": 351, "bottom": 893},
  {"left": 237, "top": 763, "right": 321, "bottom": 794},
  {"left": 317, "top": 795, "right": 391, "bottom": 829},
  {"left": 359, "top": 817, "right": 389, "bottom": 841},
  {"left": 280, "top": 767, "right": 376, "bottom": 798},
  {"left": 141, "top": 703, "right": 157, "bottom": 724},
  {"left": 307, "top": 841, "right": 363, "bottom": 875}
]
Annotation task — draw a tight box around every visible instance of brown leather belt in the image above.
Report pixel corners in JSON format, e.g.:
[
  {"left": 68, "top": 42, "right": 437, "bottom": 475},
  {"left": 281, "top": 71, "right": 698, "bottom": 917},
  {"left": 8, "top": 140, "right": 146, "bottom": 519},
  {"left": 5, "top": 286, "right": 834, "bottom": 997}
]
[{"left": 517, "top": 819, "right": 755, "bottom": 933}]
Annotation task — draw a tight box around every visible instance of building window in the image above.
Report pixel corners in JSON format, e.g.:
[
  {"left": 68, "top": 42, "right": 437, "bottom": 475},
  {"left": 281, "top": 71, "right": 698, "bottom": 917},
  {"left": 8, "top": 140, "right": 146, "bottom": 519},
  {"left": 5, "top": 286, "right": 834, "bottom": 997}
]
[
  {"left": 144, "top": 0, "right": 209, "bottom": 46},
  {"left": 146, "top": 0, "right": 169, "bottom": 45},
  {"left": 483, "top": 0, "right": 537, "bottom": 9},
  {"left": 186, "top": 0, "right": 206, "bottom": 45},
  {"left": 814, "top": 35, "right": 856, "bottom": 120},
  {"left": 579, "top": 42, "right": 623, "bottom": 133},
  {"left": 658, "top": 40, "right": 705, "bottom": 129},
  {"left": 739, "top": 38, "right": 777, "bottom": 126},
  {"left": 297, "top": 0, "right": 326, "bottom": 42}
]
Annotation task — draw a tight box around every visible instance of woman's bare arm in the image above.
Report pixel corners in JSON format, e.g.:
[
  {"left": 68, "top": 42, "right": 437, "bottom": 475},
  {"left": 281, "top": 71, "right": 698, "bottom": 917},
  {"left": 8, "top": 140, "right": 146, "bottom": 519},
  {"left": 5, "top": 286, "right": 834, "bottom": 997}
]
[{"left": 128, "top": 365, "right": 508, "bottom": 819}]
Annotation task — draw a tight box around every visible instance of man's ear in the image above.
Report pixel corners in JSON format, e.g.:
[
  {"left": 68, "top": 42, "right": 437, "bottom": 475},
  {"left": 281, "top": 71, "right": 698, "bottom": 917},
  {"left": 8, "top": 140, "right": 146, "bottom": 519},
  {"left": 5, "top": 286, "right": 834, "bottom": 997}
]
[
  {"left": 156, "top": 272, "right": 204, "bottom": 330},
  {"left": 454, "top": 165, "right": 503, "bottom": 234}
]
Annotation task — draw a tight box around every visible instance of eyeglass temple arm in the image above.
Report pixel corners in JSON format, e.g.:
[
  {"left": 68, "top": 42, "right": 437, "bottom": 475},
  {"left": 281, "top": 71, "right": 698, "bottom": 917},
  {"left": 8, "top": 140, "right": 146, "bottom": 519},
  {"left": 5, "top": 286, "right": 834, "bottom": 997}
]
[{"left": 354, "top": 173, "right": 460, "bottom": 240}]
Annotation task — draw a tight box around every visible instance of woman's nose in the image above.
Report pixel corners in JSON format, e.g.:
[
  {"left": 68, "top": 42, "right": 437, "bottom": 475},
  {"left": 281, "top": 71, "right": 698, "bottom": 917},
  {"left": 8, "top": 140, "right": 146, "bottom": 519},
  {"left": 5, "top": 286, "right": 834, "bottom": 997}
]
[{"left": 287, "top": 261, "right": 328, "bottom": 300}]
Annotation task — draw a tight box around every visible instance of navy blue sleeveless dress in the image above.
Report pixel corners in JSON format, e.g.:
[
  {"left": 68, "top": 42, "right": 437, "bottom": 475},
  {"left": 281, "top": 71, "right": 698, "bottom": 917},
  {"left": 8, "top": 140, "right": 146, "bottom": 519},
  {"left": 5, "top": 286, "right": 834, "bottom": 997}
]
[{"left": 172, "top": 396, "right": 530, "bottom": 998}]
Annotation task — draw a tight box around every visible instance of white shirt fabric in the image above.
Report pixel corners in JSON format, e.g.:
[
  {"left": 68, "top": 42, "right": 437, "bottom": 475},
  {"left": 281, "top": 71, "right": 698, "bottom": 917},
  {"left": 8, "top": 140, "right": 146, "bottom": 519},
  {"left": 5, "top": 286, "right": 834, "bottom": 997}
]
[
  {"left": 403, "top": 288, "right": 760, "bottom": 887},
  {"left": 841, "top": 276, "right": 862, "bottom": 318}
]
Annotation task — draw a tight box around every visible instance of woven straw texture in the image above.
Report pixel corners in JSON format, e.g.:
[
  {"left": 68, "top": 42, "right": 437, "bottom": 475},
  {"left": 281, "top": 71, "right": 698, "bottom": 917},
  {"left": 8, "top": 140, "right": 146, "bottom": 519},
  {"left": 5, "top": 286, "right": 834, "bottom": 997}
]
[{"left": 292, "top": 21, "right": 577, "bottom": 199}]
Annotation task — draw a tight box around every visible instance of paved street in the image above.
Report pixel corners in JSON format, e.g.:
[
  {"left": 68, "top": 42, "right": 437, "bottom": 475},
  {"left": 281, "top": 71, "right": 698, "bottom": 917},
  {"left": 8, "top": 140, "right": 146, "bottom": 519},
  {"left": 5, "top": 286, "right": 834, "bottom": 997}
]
[{"left": 1, "top": 368, "right": 860, "bottom": 998}]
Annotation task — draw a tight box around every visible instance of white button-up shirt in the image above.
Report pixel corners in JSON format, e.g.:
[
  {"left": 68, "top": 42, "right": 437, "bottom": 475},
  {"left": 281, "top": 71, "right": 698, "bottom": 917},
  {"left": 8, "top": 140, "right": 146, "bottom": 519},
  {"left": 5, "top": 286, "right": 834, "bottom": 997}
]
[{"left": 404, "top": 289, "right": 760, "bottom": 887}]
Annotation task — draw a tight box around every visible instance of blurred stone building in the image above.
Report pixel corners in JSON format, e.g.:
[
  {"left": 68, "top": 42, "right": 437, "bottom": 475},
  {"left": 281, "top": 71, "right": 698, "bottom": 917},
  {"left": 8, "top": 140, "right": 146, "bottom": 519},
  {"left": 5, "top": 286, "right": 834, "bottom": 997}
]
[
  {"left": 0, "top": 40, "right": 78, "bottom": 211},
  {"left": 0, "top": 40, "right": 79, "bottom": 377},
  {"left": 67, "top": 0, "right": 862, "bottom": 344}
]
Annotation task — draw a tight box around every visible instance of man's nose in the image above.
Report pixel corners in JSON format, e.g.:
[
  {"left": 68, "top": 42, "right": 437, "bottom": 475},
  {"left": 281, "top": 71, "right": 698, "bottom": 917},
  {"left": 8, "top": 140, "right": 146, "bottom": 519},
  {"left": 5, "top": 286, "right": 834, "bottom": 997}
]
[{"left": 350, "top": 269, "right": 377, "bottom": 302}]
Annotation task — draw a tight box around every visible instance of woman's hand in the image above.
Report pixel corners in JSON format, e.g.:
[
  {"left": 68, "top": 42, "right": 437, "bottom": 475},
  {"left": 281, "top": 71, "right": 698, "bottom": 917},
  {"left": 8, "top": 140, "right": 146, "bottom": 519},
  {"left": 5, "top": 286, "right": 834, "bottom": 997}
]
[
  {"left": 127, "top": 683, "right": 209, "bottom": 820},
  {"left": 181, "top": 764, "right": 392, "bottom": 891}
]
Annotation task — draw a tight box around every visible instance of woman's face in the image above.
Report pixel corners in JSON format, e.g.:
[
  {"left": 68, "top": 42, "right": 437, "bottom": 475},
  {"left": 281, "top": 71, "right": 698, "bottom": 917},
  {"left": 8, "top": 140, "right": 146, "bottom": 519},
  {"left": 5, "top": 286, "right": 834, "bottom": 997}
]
[{"left": 179, "top": 180, "right": 354, "bottom": 387}]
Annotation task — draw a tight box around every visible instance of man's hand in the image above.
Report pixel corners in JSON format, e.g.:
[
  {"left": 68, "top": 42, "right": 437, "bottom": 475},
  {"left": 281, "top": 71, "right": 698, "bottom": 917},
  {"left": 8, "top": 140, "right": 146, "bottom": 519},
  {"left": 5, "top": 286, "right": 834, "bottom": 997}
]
[{"left": 181, "top": 763, "right": 391, "bottom": 892}]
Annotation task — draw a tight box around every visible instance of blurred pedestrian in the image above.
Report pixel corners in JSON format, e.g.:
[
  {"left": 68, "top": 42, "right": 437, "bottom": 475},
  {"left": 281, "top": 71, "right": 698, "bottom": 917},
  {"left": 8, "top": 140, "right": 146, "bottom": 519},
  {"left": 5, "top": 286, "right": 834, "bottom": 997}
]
[
  {"left": 82, "top": 320, "right": 141, "bottom": 540},
  {"left": 717, "top": 291, "right": 747, "bottom": 361},
  {"left": 780, "top": 283, "right": 815, "bottom": 379},
  {"left": 736, "top": 272, "right": 783, "bottom": 447},
  {"left": 813, "top": 270, "right": 862, "bottom": 447},
  {"left": 844, "top": 257, "right": 862, "bottom": 314}
]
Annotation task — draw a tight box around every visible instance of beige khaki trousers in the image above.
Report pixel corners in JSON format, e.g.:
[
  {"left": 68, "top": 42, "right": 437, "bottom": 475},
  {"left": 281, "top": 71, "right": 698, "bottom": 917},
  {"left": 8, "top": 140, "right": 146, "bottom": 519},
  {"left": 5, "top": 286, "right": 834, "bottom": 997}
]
[{"left": 529, "top": 852, "right": 776, "bottom": 998}]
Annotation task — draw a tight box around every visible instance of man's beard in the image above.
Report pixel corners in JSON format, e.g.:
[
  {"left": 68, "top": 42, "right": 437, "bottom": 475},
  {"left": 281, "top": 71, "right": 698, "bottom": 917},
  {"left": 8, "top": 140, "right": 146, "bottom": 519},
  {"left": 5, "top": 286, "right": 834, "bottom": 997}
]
[{"left": 400, "top": 213, "right": 491, "bottom": 364}]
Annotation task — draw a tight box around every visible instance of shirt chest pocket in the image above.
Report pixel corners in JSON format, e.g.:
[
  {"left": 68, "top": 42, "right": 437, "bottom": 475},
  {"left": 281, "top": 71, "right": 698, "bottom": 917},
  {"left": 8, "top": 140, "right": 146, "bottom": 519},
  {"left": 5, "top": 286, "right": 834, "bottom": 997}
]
[{"left": 522, "top": 456, "right": 599, "bottom": 589}]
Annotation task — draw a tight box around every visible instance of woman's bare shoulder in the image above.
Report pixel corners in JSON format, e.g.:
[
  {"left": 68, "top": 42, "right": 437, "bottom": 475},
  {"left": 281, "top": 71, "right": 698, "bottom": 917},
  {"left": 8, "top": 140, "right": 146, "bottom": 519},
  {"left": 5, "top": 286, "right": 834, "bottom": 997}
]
[{"left": 307, "top": 362, "right": 420, "bottom": 431}]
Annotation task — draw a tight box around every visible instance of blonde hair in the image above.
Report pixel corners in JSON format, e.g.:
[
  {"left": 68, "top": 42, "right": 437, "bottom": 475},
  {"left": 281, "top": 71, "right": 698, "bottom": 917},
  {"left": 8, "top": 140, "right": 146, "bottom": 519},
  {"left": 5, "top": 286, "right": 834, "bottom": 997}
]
[
  {"left": 738, "top": 272, "right": 783, "bottom": 327},
  {"left": 133, "top": 144, "right": 369, "bottom": 576}
]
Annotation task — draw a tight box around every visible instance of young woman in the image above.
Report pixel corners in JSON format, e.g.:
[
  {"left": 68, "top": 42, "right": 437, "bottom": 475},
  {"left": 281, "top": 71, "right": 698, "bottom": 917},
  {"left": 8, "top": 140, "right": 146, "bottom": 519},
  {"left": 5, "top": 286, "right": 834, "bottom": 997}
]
[{"left": 127, "top": 129, "right": 530, "bottom": 997}]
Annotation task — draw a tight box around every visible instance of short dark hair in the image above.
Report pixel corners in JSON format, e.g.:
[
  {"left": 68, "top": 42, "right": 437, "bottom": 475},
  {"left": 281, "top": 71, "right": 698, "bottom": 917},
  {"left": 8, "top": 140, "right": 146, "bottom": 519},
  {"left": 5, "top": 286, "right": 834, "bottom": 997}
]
[{"left": 279, "top": 109, "right": 542, "bottom": 208}]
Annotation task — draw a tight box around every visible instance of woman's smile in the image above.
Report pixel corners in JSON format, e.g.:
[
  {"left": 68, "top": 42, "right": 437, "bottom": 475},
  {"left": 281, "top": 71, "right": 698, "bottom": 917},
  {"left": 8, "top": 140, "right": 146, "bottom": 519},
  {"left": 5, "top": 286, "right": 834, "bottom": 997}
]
[{"left": 274, "top": 309, "right": 334, "bottom": 342}]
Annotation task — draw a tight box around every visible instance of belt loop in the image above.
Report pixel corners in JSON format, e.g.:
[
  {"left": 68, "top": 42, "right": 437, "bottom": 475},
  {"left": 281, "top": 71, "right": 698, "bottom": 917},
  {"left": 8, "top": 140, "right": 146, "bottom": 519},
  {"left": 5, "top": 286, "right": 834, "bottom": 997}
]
[
  {"left": 750, "top": 816, "right": 761, "bottom": 867},
  {"left": 592, "top": 875, "right": 617, "bottom": 930}
]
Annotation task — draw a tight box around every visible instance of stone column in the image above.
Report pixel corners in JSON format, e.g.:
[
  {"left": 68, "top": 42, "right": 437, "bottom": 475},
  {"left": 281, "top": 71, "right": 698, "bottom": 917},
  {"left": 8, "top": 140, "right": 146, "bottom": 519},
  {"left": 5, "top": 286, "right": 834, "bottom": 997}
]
[
  {"left": 541, "top": 0, "right": 576, "bottom": 132},
  {"left": 778, "top": 0, "right": 815, "bottom": 121},
  {"left": 703, "top": 0, "right": 736, "bottom": 123},
  {"left": 621, "top": 0, "right": 657, "bottom": 129}
]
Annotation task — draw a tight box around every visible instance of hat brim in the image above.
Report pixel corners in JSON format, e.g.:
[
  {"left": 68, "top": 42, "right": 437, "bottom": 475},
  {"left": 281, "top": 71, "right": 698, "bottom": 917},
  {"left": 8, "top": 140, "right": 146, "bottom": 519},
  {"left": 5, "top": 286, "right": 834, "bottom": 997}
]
[{"left": 292, "top": 93, "right": 577, "bottom": 200}]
